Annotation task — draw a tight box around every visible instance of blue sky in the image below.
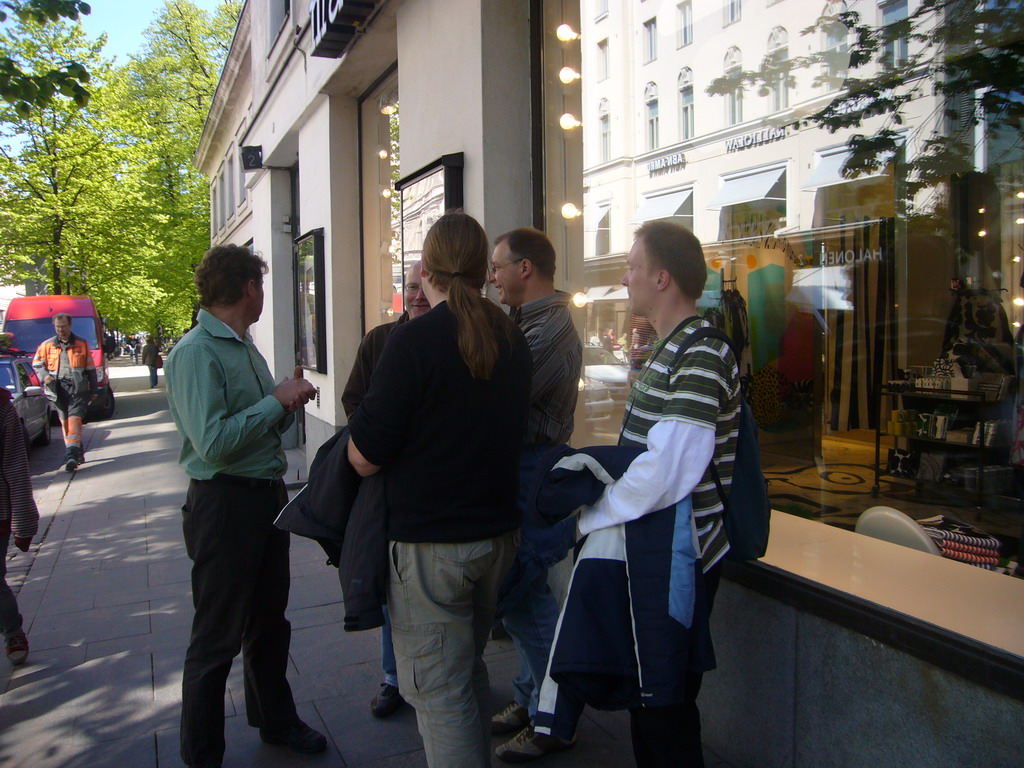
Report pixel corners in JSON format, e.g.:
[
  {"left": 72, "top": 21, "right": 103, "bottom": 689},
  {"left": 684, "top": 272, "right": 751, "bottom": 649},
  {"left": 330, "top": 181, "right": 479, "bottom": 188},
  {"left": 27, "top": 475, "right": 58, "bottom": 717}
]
[{"left": 79, "top": 0, "right": 228, "bottom": 62}]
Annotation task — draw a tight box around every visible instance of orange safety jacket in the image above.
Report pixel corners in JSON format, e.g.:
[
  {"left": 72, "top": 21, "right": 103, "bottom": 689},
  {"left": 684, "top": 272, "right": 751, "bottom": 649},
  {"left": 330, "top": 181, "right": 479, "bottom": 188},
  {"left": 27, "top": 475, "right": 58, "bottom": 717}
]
[{"left": 33, "top": 334, "right": 97, "bottom": 397}]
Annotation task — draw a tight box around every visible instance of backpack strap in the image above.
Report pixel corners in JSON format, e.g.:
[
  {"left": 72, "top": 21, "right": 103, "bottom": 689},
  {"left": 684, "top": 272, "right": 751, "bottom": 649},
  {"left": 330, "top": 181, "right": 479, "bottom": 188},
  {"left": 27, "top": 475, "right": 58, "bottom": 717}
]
[{"left": 668, "top": 325, "right": 738, "bottom": 512}]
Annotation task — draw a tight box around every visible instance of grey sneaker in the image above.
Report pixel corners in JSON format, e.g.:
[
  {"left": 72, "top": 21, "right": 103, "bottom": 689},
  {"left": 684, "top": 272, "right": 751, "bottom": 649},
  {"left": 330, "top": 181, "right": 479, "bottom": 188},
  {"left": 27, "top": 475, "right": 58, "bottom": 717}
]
[
  {"left": 495, "top": 726, "right": 575, "bottom": 763},
  {"left": 491, "top": 700, "right": 530, "bottom": 735}
]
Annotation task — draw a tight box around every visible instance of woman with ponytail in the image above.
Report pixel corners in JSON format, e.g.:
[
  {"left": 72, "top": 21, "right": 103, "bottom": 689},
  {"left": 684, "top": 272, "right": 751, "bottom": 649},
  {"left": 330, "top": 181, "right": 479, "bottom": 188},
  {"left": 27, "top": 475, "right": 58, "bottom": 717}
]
[{"left": 348, "top": 211, "right": 531, "bottom": 768}]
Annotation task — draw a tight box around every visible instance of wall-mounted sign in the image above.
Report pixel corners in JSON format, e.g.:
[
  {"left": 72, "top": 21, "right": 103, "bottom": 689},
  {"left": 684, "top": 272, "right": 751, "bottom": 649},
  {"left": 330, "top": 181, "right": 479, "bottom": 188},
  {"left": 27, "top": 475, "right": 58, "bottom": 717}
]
[
  {"left": 310, "top": 0, "right": 377, "bottom": 58},
  {"left": 724, "top": 126, "right": 786, "bottom": 153},
  {"left": 647, "top": 152, "right": 686, "bottom": 177}
]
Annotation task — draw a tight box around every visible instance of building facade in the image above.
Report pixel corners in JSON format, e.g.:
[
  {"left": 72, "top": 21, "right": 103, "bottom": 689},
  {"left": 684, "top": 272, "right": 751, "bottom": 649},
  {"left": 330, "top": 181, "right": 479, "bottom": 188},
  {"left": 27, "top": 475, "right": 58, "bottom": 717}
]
[{"left": 196, "top": 1, "right": 1024, "bottom": 764}]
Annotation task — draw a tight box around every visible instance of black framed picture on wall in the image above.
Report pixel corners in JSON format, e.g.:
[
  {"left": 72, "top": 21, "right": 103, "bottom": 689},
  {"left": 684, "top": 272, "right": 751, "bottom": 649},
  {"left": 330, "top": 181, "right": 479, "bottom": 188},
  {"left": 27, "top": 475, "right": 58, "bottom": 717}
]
[
  {"left": 294, "top": 227, "right": 327, "bottom": 373},
  {"left": 395, "top": 153, "right": 464, "bottom": 271}
]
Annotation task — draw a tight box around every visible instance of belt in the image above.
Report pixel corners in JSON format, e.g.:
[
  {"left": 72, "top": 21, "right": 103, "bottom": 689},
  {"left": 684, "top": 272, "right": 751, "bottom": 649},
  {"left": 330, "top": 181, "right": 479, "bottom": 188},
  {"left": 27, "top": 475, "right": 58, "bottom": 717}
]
[{"left": 208, "top": 473, "right": 283, "bottom": 489}]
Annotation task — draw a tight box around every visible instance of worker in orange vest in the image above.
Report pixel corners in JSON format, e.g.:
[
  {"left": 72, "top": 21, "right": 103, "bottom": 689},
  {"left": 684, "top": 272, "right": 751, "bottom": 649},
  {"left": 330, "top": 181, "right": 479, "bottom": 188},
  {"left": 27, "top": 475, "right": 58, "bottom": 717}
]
[{"left": 32, "top": 313, "right": 97, "bottom": 472}]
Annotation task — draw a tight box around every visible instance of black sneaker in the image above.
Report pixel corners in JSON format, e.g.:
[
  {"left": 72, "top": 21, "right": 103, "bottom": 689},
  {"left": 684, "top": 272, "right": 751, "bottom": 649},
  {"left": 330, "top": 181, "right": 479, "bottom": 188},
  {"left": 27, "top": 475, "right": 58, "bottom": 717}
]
[
  {"left": 64, "top": 456, "right": 78, "bottom": 472},
  {"left": 258, "top": 721, "right": 327, "bottom": 754},
  {"left": 370, "top": 682, "right": 405, "bottom": 718}
]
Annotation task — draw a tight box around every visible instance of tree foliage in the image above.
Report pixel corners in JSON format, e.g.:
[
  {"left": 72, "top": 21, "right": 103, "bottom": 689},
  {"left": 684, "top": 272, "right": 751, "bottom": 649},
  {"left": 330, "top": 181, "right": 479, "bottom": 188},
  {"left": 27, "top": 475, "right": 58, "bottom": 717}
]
[
  {"left": 0, "top": 1, "right": 240, "bottom": 334},
  {"left": 0, "top": 0, "right": 91, "bottom": 115},
  {"left": 706, "top": 0, "right": 1024, "bottom": 198}
]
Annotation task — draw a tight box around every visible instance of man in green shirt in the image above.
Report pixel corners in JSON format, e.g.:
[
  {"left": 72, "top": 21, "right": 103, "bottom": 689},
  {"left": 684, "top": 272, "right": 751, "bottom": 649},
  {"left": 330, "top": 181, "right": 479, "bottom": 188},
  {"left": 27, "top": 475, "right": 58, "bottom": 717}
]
[{"left": 165, "top": 245, "right": 323, "bottom": 768}]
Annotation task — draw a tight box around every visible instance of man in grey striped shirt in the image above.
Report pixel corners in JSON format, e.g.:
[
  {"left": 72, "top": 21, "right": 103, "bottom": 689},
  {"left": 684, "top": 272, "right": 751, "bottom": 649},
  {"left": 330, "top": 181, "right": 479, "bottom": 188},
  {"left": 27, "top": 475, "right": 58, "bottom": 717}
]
[
  {"left": 488, "top": 227, "right": 582, "bottom": 762},
  {"left": 579, "top": 220, "right": 740, "bottom": 768}
]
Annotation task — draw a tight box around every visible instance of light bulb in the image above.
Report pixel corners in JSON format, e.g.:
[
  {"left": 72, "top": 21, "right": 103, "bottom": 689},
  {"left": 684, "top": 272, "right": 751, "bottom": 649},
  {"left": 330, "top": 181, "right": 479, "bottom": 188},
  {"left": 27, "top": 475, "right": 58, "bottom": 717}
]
[
  {"left": 558, "top": 67, "right": 581, "bottom": 84},
  {"left": 978, "top": 229, "right": 987, "bottom": 237},
  {"left": 1016, "top": 218, "right": 1024, "bottom": 225},
  {"left": 561, "top": 202, "right": 581, "bottom": 219},
  {"left": 559, "top": 113, "right": 582, "bottom": 130},
  {"left": 1014, "top": 297, "right": 1024, "bottom": 307},
  {"left": 1018, "top": 191, "right": 1024, "bottom": 199},
  {"left": 1015, "top": 321, "right": 1022, "bottom": 329},
  {"left": 978, "top": 207, "right": 985, "bottom": 214},
  {"left": 572, "top": 291, "right": 589, "bottom": 308},
  {"left": 378, "top": 149, "right": 389, "bottom": 159},
  {"left": 381, "top": 188, "right": 392, "bottom": 198},
  {"left": 1014, "top": 256, "right": 1021, "bottom": 263},
  {"left": 556, "top": 24, "right": 580, "bottom": 42}
]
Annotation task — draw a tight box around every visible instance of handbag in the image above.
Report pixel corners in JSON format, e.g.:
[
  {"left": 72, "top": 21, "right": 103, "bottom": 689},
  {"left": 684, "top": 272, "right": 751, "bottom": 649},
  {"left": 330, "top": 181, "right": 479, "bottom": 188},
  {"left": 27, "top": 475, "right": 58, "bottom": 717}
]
[{"left": 154, "top": 353, "right": 164, "bottom": 369}]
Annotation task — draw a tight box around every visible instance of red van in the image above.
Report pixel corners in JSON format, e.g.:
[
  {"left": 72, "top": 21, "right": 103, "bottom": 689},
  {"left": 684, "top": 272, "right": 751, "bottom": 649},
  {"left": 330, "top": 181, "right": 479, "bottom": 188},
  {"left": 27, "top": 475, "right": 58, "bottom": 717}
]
[{"left": 1, "top": 295, "right": 116, "bottom": 420}]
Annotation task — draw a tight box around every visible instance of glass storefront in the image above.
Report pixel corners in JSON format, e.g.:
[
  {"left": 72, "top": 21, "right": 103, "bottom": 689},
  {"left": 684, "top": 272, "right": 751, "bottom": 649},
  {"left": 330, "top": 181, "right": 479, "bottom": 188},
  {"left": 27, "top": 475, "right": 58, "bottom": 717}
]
[{"left": 546, "top": 0, "right": 1023, "bottom": 573}]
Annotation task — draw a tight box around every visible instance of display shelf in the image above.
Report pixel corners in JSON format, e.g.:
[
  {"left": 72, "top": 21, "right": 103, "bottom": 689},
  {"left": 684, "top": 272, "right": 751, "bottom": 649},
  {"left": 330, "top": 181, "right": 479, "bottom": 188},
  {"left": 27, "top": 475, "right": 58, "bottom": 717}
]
[{"left": 873, "top": 385, "right": 1006, "bottom": 505}]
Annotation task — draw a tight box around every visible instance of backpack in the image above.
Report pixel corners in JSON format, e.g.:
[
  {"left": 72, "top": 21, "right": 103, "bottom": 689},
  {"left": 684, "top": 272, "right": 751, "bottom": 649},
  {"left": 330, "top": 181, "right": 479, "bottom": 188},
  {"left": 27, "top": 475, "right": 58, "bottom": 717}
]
[{"left": 670, "top": 326, "right": 771, "bottom": 561}]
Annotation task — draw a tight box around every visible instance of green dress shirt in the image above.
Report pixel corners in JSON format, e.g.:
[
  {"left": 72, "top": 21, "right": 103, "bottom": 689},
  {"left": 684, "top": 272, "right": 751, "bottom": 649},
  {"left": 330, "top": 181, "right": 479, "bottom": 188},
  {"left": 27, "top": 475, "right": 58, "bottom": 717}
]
[{"left": 165, "top": 308, "right": 293, "bottom": 480}]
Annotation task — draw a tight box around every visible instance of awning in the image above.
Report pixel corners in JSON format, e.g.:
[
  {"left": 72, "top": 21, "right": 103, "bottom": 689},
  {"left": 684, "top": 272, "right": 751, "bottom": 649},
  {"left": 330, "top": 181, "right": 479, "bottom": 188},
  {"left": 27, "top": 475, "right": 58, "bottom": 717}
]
[
  {"left": 786, "top": 266, "right": 854, "bottom": 310},
  {"left": 586, "top": 201, "right": 611, "bottom": 230},
  {"left": 707, "top": 167, "right": 786, "bottom": 209},
  {"left": 802, "top": 149, "right": 889, "bottom": 190},
  {"left": 632, "top": 189, "right": 693, "bottom": 222},
  {"left": 584, "top": 285, "right": 629, "bottom": 303}
]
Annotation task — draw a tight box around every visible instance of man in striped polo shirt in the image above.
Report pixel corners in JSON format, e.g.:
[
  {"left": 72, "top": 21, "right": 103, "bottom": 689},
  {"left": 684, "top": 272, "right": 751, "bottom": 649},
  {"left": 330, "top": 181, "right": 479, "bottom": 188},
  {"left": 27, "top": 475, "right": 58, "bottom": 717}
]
[
  {"left": 488, "top": 227, "right": 582, "bottom": 762},
  {"left": 577, "top": 220, "right": 740, "bottom": 768}
]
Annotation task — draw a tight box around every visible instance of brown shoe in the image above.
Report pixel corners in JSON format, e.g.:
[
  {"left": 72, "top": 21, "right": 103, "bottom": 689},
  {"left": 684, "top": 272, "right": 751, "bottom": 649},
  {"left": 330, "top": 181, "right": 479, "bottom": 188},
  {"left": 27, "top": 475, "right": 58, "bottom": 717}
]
[
  {"left": 496, "top": 726, "right": 576, "bottom": 763},
  {"left": 491, "top": 700, "right": 530, "bottom": 735}
]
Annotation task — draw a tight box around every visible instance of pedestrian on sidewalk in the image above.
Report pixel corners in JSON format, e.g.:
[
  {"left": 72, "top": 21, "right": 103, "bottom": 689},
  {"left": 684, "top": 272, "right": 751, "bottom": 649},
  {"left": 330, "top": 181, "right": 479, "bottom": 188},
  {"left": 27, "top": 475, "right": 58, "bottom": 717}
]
[
  {"left": 341, "top": 260, "right": 431, "bottom": 720},
  {"left": 0, "top": 388, "right": 39, "bottom": 666},
  {"left": 32, "top": 313, "right": 97, "bottom": 472},
  {"left": 487, "top": 227, "right": 581, "bottom": 763},
  {"left": 347, "top": 212, "right": 531, "bottom": 768},
  {"left": 141, "top": 335, "right": 161, "bottom": 388},
  {"left": 165, "top": 244, "right": 324, "bottom": 768}
]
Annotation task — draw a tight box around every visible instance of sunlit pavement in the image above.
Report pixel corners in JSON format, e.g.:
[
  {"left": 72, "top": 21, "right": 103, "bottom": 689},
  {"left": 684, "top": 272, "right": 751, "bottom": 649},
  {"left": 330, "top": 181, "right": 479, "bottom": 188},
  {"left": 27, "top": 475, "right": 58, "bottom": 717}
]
[{"left": 0, "top": 357, "right": 734, "bottom": 768}]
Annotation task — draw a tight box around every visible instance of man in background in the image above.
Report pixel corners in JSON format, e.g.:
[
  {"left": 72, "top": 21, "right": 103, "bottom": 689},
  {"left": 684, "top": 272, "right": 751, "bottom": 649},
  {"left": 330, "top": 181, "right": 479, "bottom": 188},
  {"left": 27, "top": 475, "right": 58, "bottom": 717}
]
[
  {"left": 32, "top": 313, "right": 97, "bottom": 472},
  {"left": 341, "top": 260, "right": 430, "bottom": 719},
  {"left": 488, "top": 227, "right": 582, "bottom": 762}
]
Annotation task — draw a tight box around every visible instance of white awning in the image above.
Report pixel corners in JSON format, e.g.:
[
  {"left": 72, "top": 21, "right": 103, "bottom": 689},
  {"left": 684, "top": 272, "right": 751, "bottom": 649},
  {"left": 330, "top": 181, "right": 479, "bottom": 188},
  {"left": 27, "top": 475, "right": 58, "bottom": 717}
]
[
  {"left": 585, "top": 202, "right": 611, "bottom": 230},
  {"left": 802, "top": 149, "right": 889, "bottom": 190},
  {"left": 707, "top": 167, "right": 786, "bottom": 209},
  {"left": 584, "top": 285, "right": 629, "bottom": 302},
  {"left": 632, "top": 189, "right": 693, "bottom": 222}
]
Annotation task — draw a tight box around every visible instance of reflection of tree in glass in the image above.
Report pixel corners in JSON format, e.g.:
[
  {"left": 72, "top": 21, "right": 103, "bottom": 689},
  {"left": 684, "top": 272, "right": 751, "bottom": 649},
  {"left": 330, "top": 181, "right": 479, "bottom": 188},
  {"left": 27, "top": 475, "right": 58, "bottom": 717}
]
[{"left": 706, "top": 1, "right": 1023, "bottom": 197}]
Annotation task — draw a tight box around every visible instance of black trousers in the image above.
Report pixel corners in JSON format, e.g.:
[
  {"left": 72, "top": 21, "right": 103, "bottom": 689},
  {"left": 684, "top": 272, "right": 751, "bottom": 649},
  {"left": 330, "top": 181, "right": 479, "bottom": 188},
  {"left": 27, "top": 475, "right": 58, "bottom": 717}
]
[
  {"left": 180, "top": 477, "right": 298, "bottom": 768},
  {"left": 629, "top": 564, "right": 722, "bottom": 768}
]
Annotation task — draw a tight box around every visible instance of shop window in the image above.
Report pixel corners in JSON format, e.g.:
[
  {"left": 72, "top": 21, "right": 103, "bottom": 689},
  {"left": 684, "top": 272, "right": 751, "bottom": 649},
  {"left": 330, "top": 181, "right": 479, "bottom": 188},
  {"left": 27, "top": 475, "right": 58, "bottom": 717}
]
[
  {"left": 767, "top": 27, "right": 790, "bottom": 112},
  {"left": 881, "top": 0, "right": 909, "bottom": 69},
  {"left": 294, "top": 227, "right": 326, "bottom": 374},
  {"left": 645, "top": 83, "right": 659, "bottom": 151},
  {"left": 724, "top": 0, "right": 741, "bottom": 26},
  {"left": 678, "top": 67, "right": 695, "bottom": 140},
  {"left": 597, "top": 38, "right": 609, "bottom": 81},
  {"left": 643, "top": 18, "right": 657, "bottom": 63},
  {"left": 677, "top": 1, "right": 693, "bottom": 48},
  {"left": 225, "top": 152, "right": 235, "bottom": 216},
  {"left": 724, "top": 47, "right": 743, "bottom": 125},
  {"left": 598, "top": 99, "right": 611, "bottom": 162}
]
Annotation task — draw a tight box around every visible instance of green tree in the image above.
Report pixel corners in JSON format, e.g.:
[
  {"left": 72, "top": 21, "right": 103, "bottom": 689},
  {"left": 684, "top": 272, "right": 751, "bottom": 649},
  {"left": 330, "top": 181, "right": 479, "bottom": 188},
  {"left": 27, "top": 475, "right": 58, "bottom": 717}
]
[
  {"left": 119, "top": 0, "right": 241, "bottom": 333},
  {"left": 0, "top": 0, "right": 91, "bottom": 114}
]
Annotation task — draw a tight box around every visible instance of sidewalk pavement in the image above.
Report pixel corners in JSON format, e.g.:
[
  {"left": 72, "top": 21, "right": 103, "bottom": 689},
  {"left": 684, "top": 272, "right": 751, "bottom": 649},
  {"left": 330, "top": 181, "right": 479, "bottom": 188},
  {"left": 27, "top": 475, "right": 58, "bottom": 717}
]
[{"left": 0, "top": 359, "right": 735, "bottom": 768}]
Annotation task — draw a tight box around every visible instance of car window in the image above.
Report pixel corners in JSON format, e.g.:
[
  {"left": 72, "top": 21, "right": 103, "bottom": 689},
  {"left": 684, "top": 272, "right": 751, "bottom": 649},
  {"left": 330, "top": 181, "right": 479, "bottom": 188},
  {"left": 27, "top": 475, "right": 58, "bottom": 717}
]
[
  {"left": 16, "top": 362, "right": 32, "bottom": 389},
  {"left": 0, "top": 361, "right": 16, "bottom": 391},
  {"left": 19, "top": 362, "right": 40, "bottom": 386},
  {"left": 584, "top": 347, "right": 623, "bottom": 366}
]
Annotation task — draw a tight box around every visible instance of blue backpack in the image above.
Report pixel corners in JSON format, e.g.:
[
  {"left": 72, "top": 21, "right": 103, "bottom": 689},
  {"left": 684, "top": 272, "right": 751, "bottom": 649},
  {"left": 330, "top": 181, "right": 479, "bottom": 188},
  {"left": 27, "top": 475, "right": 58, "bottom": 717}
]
[{"left": 671, "top": 326, "right": 771, "bottom": 561}]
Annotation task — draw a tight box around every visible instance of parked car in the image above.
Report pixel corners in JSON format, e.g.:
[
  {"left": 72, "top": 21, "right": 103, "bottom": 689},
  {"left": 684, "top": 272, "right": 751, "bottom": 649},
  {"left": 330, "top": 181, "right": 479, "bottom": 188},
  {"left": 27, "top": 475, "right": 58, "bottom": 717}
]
[
  {"left": 0, "top": 354, "right": 52, "bottom": 449},
  {"left": 584, "top": 345, "right": 631, "bottom": 403},
  {"left": 2, "top": 295, "right": 115, "bottom": 419},
  {"left": 580, "top": 375, "right": 614, "bottom": 423}
]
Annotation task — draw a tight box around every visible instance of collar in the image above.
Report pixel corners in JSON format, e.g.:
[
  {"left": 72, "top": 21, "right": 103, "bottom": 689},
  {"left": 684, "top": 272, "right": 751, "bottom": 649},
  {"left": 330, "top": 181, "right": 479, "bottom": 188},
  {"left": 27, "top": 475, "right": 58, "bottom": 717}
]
[
  {"left": 197, "top": 308, "right": 246, "bottom": 342},
  {"left": 53, "top": 332, "right": 79, "bottom": 348},
  {"left": 516, "top": 290, "right": 571, "bottom": 326}
]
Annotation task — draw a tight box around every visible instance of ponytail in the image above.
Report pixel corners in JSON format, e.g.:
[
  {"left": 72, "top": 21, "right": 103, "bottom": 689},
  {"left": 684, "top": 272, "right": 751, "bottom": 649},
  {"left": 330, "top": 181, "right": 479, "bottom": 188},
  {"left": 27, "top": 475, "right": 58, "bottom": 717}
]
[{"left": 422, "top": 211, "right": 512, "bottom": 379}]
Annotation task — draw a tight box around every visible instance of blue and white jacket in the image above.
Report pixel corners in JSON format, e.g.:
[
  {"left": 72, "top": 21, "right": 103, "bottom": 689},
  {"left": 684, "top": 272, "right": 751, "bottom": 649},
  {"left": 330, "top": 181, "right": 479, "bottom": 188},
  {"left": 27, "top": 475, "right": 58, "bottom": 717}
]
[{"left": 529, "top": 444, "right": 717, "bottom": 740}]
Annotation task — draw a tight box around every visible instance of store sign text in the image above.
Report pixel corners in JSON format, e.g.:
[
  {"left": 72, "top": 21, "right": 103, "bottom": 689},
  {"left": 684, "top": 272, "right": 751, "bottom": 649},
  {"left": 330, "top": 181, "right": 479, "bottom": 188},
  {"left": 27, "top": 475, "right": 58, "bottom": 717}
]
[
  {"left": 725, "top": 127, "right": 786, "bottom": 153},
  {"left": 820, "top": 248, "right": 882, "bottom": 265},
  {"left": 647, "top": 152, "right": 686, "bottom": 177},
  {"left": 310, "top": 0, "right": 377, "bottom": 58}
]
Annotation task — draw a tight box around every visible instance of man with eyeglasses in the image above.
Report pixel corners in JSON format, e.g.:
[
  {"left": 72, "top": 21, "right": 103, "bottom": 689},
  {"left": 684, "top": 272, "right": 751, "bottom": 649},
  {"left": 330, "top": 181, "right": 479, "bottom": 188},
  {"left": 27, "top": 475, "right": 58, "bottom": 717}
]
[
  {"left": 341, "top": 260, "right": 430, "bottom": 720},
  {"left": 487, "top": 227, "right": 582, "bottom": 762}
]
